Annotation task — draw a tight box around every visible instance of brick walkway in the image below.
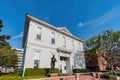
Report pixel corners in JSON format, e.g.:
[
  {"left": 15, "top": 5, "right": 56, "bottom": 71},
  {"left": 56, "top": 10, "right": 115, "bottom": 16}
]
[
  {"left": 27, "top": 73, "right": 101, "bottom": 80},
  {"left": 78, "top": 74, "right": 100, "bottom": 80}
]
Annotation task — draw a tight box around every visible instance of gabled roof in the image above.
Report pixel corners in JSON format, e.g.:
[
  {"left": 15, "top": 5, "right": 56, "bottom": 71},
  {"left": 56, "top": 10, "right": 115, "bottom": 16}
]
[
  {"left": 57, "top": 27, "right": 73, "bottom": 36},
  {"left": 22, "top": 14, "right": 84, "bottom": 48}
]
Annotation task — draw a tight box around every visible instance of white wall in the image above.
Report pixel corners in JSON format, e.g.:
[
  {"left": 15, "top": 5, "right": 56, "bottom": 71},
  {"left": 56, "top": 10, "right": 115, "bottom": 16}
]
[{"left": 23, "top": 20, "right": 85, "bottom": 73}]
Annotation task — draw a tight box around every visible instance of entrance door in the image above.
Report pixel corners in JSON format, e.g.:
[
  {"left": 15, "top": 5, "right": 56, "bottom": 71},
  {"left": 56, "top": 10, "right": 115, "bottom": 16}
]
[
  {"left": 60, "top": 57, "right": 66, "bottom": 73},
  {"left": 61, "top": 60, "right": 66, "bottom": 73}
]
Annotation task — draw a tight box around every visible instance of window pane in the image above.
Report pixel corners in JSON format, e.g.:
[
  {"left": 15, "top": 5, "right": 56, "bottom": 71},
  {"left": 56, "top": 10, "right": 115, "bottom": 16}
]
[
  {"left": 62, "top": 37, "right": 66, "bottom": 47},
  {"left": 72, "top": 40, "right": 74, "bottom": 49},
  {"left": 37, "top": 27, "right": 41, "bottom": 33},
  {"left": 34, "top": 60, "right": 39, "bottom": 68},
  {"left": 36, "top": 34, "right": 41, "bottom": 40},
  {"left": 34, "top": 52, "right": 40, "bottom": 68},
  {"left": 51, "top": 38, "right": 55, "bottom": 44},
  {"left": 51, "top": 33, "right": 55, "bottom": 44},
  {"left": 36, "top": 27, "right": 42, "bottom": 40}
]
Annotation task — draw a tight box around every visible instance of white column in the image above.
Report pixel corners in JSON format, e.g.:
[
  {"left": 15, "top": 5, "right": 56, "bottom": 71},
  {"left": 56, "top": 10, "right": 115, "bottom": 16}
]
[{"left": 58, "top": 50, "right": 61, "bottom": 73}]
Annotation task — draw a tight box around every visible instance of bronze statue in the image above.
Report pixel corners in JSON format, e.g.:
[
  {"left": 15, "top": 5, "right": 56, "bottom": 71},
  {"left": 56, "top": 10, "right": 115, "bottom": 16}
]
[{"left": 51, "top": 55, "right": 57, "bottom": 73}]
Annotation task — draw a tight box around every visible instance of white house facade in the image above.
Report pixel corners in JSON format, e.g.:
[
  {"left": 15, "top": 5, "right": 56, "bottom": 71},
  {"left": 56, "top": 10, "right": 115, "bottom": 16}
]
[{"left": 22, "top": 14, "right": 86, "bottom": 76}]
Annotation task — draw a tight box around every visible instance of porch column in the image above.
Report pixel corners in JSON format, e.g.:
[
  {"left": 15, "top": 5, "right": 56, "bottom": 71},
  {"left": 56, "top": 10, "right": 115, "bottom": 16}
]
[{"left": 58, "top": 50, "right": 61, "bottom": 73}]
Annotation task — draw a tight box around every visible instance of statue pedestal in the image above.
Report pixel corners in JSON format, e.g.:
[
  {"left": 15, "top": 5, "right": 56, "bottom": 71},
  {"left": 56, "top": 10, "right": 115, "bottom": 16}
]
[{"left": 49, "top": 73, "right": 58, "bottom": 77}]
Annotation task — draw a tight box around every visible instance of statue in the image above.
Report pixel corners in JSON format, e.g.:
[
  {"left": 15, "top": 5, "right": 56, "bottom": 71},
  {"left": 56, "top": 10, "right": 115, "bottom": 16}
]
[{"left": 51, "top": 55, "right": 57, "bottom": 73}]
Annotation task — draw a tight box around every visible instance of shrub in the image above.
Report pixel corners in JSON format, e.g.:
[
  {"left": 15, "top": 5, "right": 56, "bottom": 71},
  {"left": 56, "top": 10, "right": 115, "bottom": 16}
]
[
  {"left": 0, "top": 76, "right": 23, "bottom": 80},
  {"left": 53, "top": 68, "right": 59, "bottom": 73},
  {"left": 25, "top": 68, "right": 46, "bottom": 76},
  {"left": 24, "top": 68, "right": 59, "bottom": 76},
  {"left": 101, "top": 73, "right": 109, "bottom": 79},
  {"left": 14, "top": 69, "right": 21, "bottom": 76},
  {"left": 73, "top": 69, "right": 91, "bottom": 73}
]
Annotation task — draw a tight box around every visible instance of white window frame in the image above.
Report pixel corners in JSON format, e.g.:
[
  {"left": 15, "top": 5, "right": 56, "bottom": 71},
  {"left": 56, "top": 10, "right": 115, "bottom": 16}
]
[
  {"left": 34, "top": 51, "right": 40, "bottom": 68},
  {"left": 51, "top": 32, "right": 55, "bottom": 44},
  {"left": 62, "top": 37, "right": 66, "bottom": 47},
  {"left": 35, "top": 27, "right": 42, "bottom": 40}
]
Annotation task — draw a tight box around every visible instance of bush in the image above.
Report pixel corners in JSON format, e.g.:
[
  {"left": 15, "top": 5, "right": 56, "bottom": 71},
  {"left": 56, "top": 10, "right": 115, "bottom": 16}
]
[
  {"left": 73, "top": 69, "right": 91, "bottom": 73},
  {"left": 0, "top": 76, "right": 23, "bottom": 80},
  {"left": 14, "top": 69, "right": 21, "bottom": 76},
  {"left": 101, "top": 73, "right": 109, "bottom": 79},
  {"left": 24, "top": 68, "right": 59, "bottom": 76},
  {"left": 25, "top": 68, "right": 46, "bottom": 76}
]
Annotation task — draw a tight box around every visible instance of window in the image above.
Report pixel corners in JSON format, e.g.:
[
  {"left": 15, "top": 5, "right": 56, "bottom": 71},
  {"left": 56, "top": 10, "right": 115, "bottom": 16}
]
[
  {"left": 62, "top": 37, "right": 66, "bottom": 47},
  {"left": 34, "top": 51, "right": 40, "bottom": 68},
  {"left": 79, "top": 42, "right": 81, "bottom": 51},
  {"left": 36, "top": 34, "right": 41, "bottom": 40},
  {"left": 51, "top": 32, "right": 55, "bottom": 44},
  {"left": 35, "top": 27, "right": 42, "bottom": 40},
  {"left": 72, "top": 40, "right": 74, "bottom": 49},
  {"left": 37, "top": 27, "right": 42, "bottom": 33}
]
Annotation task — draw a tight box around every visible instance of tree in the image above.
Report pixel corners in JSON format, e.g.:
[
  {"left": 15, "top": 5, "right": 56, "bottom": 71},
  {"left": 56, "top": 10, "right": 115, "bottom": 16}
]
[
  {"left": 0, "top": 20, "right": 11, "bottom": 48},
  {"left": 85, "top": 30, "right": 120, "bottom": 75},
  {"left": 0, "top": 20, "right": 18, "bottom": 73},
  {"left": 0, "top": 47, "right": 18, "bottom": 73}
]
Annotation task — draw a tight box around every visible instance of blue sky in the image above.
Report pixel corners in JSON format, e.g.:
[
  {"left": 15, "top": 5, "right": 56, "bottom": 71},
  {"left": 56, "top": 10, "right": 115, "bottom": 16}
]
[{"left": 0, "top": 0, "right": 120, "bottom": 49}]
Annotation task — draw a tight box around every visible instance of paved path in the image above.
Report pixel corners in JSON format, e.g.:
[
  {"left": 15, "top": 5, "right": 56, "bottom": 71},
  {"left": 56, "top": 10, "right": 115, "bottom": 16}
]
[{"left": 79, "top": 74, "right": 100, "bottom": 80}]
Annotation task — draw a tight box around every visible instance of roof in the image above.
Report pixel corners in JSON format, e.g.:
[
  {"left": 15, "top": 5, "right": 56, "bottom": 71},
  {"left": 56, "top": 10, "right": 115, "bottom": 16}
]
[
  {"left": 57, "top": 27, "right": 73, "bottom": 35},
  {"left": 22, "top": 14, "right": 84, "bottom": 48}
]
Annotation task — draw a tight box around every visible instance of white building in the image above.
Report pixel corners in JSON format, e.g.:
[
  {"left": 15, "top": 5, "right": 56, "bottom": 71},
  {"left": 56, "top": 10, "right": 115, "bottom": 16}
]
[
  {"left": 22, "top": 14, "right": 86, "bottom": 75},
  {"left": 15, "top": 48, "right": 24, "bottom": 69}
]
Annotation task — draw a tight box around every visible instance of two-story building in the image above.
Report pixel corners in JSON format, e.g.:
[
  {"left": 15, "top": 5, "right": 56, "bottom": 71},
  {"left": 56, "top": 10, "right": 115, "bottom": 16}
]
[{"left": 22, "top": 14, "right": 86, "bottom": 76}]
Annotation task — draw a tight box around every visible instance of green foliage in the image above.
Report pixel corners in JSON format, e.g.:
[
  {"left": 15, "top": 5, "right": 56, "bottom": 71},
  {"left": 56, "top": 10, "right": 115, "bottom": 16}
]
[
  {"left": 73, "top": 69, "right": 91, "bottom": 73},
  {"left": 85, "top": 30, "right": 120, "bottom": 75},
  {"left": 0, "top": 76, "right": 23, "bottom": 80},
  {"left": 24, "top": 68, "right": 59, "bottom": 76},
  {"left": 25, "top": 68, "right": 45, "bottom": 76},
  {"left": 0, "top": 47, "right": 18, "bottom": 67},
  {"left": 13, "top": 69, "right": 21, "bottom": 76},
  {"left": 0, "top": 20, "right": 11, "bottom": 48},
  {"left": 101, "top": 73, "right": 110, "bottom": 79}
]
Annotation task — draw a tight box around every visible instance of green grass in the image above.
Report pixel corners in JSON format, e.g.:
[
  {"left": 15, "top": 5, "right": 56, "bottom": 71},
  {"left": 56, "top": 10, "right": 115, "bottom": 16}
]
[
  {"left": 0, "top": 75, "right": 47, "bottom": 80},
  {"left": 0, "top": 76, "right": 23, "bottom": 80}
]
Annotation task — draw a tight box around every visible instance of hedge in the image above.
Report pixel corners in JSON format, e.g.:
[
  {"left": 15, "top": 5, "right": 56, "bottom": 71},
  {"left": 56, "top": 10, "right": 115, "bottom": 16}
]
[
  {"left": 73, "top": 69, "right": 91, "bottom": 73},
  {"left": 0, "top": 76, "right": 23, "bottom": 80},
  {"left": 13, "top": 69, "right": 22, "bottom": 76},
  {"left": 24, "top": 68, "right": 59, "bottom": 76}
]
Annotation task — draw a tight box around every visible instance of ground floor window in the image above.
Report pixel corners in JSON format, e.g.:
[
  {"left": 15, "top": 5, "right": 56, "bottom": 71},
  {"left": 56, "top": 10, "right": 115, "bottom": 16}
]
[{"left": 34, "top": 51, "right": 40, "bottom": 68}]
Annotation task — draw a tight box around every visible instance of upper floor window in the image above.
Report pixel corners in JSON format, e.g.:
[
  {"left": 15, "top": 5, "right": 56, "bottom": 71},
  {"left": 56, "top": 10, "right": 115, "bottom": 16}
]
[
  {"left": 51, "top": 32, "right": 55, "bottom": 44},
  {"left": 72, "top": 40, "right": 74, "bottom": 49},
  {"left": 35, "top": 27, "right": 42, "bottom": 40},
  {"left": 36, "top": 34, "right": 41, "bottom": 40},
  {"left": 62, "top": 37, "right": 66, "bottom": 47},
  {"left": 37, "top": 27, "right": 42, "bottom": 33},
  {"left": 79, "top": 42, "right": 81, "bottom": 51}
]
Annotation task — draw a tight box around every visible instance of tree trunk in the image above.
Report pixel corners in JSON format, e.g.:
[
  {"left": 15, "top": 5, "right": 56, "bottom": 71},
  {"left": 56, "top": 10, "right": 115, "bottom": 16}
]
[{"left": 111, "top": 65, "right": 117, "bottom": 75}]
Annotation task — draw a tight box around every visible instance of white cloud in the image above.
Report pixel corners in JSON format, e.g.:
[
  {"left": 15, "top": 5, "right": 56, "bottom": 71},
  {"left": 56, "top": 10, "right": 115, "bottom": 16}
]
[
  {"left": 78, "top": 22, "right": 83, "bottom": 27},
  {"left": 78, "top": 5, "right": 120, "bottom": 27},
  {"left": 12, "top": 32, "right": 23, "bottom": 40}
]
